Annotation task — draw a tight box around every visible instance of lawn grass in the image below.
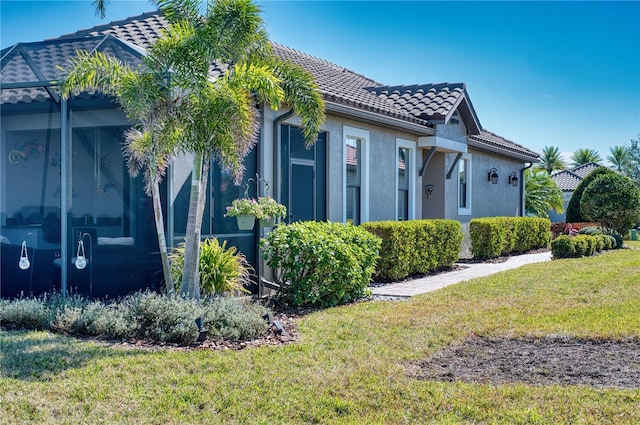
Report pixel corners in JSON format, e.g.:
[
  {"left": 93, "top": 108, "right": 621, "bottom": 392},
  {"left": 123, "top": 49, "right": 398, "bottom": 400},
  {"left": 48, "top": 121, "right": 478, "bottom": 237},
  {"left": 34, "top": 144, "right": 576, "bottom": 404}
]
[{"left": 2, "top": 248, "right": 639, "bottom": 424}]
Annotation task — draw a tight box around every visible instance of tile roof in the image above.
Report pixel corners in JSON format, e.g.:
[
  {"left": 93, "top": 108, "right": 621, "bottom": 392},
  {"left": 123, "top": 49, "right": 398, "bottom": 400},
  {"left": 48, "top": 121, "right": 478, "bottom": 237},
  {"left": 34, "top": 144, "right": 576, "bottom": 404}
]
[
  {"left": 367, "top": 83, "right": 482, "bottom": 134},
  {"left": 468, "top": 130, "right": 539, "bottom": 160},
  {"left": 551, "top": 162, "right": 606, "bottom": 191},
  {"left": 551, "top": 170, "right": 583, "bottom": 191},
  {"left": 2, "top": 10, "right": 536, "bottom": 161},
  {"left": 570, "top": 162, "right": 601, "bottom": 178}
]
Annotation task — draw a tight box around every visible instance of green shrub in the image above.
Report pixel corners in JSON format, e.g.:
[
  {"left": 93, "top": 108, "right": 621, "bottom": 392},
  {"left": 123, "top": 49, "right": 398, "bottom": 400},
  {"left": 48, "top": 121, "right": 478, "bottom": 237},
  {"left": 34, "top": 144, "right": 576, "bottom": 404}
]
[
  {"left": 125, "top": 292, "right": 200, "bottom": 343},
  {"left": 578, "top": 226, "right": 603, "bottom": 236},
  {"left": 202, "top": 296, "right": 268, "bottom": 340},
  {"left": 580, "top": 173, "right": 640, "bottom": 236},
  {"left": 170, "top": 238, "right": 253, "bottom": 295},
  {"left": 551, "top": 235, "right": 576, "bottom": 258},
  {"left": 470, "top": 217, "right": 550, "bottom": 259},
  {"left": 566, "top": 167, "right": 617, "bottom": 223},
  {"left": 0, "top": 298, "right": 51, "bottom": 330},
  {"left": 595, "top": 235, "right": 606, "bottom": 252},
  {"left": 1, "top": 291, "right": 272, "bottom": 344},
  {"left": 260, "top": 221, "right": 381, "bottom": 306},
  {"left": 571, "top": 235, "right": 589, "bottom": 257},
  {"left": 361, "top": 220, "right": 462, "bottom": 281}
]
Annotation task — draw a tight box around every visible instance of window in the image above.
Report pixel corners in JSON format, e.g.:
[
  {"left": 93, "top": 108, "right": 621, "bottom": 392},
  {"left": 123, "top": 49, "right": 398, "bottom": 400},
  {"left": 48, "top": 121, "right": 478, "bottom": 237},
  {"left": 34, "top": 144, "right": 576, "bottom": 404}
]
[
  {"left": 457, "top": 154, "right": 472, "bottom": 215},
  {"left": 396, "top": 138, "right": 416, "bottom": 220},
  {"left": 343, "top": 126, "right": 369, "bottom": 224}
]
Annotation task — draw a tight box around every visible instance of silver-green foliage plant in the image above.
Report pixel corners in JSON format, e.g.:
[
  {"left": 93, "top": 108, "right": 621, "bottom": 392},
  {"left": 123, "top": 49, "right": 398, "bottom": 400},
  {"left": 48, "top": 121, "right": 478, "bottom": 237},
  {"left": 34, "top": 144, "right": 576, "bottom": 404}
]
[
  {"left": 170, "top": 238, "right": 253, "bottom": 296},
  {"left": 1, "top": 291, "right": 271, "bottom": 344},
  {"left": 260, "top": 221, "right": 382, "bottom": 306}
]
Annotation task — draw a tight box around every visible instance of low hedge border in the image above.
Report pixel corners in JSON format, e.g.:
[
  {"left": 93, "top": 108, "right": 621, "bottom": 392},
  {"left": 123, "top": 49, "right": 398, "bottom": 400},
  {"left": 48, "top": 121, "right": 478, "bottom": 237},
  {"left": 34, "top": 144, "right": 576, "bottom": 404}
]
[
  {"left": 551, "top": 234, "right": 615, "bottom": 258},
  {"left": 361, "top": 219, "right": 463, "bottom": 281},
  {"left": 469, "top": 217, "right": 551, "bottom": 259}
]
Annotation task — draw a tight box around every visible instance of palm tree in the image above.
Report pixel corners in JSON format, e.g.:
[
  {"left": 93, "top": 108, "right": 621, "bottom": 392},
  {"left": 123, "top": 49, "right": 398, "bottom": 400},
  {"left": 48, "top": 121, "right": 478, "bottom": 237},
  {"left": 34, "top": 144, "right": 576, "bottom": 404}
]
[
  {"left": 525, "top": 169, "right": 564, "bottom": 218},
  {"left": 60, "top": 50, "right": 180, "bottom": 294},
  {"left": 607, "top": 145, "right": 630, "bottom": 172},
  {"left": 150, "top": 0, "right": 325, "bottom": 299},
  {"left": 74, "top": 0, "right": 324, "bottom": 301},
  {"left": 570, "top": 148, "right": 601, "bottom": 167},
  {"left": 535, "top": 146, "right": 566, "bottom": 174}
]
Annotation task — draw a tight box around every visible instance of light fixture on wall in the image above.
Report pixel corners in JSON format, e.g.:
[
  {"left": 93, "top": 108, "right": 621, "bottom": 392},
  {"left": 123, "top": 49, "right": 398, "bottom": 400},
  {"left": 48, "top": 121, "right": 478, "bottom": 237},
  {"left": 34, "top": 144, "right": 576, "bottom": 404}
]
[
  {"left": 508, "top": 172, "right": 519, "bottom": 187},
  {"left": 75, "top": 232, "right": 93, "bottom": 298},
  {"left": 488, "top": 168, "right": 499, "bottom": 184},
  {"left": 424, "top": 184, "right": 435, "bottom": 199}
]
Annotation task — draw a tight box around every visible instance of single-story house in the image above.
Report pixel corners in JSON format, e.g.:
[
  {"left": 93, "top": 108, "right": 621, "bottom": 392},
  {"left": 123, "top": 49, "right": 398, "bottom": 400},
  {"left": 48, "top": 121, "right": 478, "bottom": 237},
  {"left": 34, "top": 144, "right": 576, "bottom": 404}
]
[
  {"left": 549, "top": 162, "right": 602, "bottom": 222},
  {"left": 0, "top": 11, "right": 539, "bottom": 298}
]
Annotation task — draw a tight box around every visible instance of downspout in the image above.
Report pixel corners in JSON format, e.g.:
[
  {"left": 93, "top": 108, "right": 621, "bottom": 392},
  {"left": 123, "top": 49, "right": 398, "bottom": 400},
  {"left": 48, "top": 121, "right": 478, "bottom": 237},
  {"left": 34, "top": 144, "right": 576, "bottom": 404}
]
[{"left": 519, "top": 162, "right": 533, "bottom": 216}]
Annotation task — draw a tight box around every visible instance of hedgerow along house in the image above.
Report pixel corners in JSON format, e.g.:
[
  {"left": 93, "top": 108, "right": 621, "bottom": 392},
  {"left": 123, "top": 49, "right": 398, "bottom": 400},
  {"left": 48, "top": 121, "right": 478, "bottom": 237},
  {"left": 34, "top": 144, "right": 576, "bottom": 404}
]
[{"left": 0, "top": 11, "right": 539, "bottom": 298}]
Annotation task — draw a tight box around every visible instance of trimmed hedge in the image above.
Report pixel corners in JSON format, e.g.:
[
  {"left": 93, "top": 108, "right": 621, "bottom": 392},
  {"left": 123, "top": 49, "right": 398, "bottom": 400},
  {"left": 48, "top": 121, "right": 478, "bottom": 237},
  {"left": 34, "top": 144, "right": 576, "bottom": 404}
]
[
  {"left": 260, "top": 221, "right": 381, "bottom": 307},
  {"left": 551, "top": 234, "right": 606, "bottom": 258},
  {"left": 470, "top": 217, "right": 551, "bottom": 259},
  {"left": 361, "top": 219, "right": 463, "bottom": 281}
]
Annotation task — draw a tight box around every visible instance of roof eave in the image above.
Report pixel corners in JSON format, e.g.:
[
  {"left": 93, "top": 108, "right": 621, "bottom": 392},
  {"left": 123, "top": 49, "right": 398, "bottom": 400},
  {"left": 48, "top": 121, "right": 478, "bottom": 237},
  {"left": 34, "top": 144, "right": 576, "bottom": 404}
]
[
  {"left": 467, "top": 139, "right": 539, "bottom": 162},
  {"left": 326, "top": 101, "right": 435, "bottom": 136}
]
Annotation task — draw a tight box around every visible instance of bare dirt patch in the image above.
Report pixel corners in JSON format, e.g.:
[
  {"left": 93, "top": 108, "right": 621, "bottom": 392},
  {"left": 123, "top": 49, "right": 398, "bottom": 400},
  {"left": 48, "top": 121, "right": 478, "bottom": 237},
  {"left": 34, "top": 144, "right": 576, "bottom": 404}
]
[{"left": 410, "top": 335, "right": 640, "bottom": 389}]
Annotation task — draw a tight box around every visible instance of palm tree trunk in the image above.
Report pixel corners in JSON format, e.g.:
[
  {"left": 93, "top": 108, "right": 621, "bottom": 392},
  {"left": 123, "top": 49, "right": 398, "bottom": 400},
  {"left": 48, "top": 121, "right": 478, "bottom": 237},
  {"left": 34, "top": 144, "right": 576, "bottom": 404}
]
[
  {"left": 150, "top": 176, "right": 174, "bottom": 295},
  {"left": 179, "top": 153, "right": 204, "bottom": 300}
]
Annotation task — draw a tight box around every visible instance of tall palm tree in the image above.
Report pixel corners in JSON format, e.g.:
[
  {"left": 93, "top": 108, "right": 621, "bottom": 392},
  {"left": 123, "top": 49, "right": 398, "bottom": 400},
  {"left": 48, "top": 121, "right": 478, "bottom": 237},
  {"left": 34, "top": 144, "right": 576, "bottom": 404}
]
[
  {"left": 151, "top": 0, "right": 325, "bottom": 299},
  {"left": 75, "top": 0, "right": 324, "bottom": 301},
  {"left": 525, "top": 169, "right": 564, "bottom": 218},
  {"left": 570, "top": 148, "right": 601, "bottom": 167},
  {"left": 60, "top": 50, "right": 180, "bottom": 293},
  {"left": 607, "top": 145, "right": 630, "bottom": 172},
  {"left": 535, "top": 146, "right": 566, "bottom": 174}
]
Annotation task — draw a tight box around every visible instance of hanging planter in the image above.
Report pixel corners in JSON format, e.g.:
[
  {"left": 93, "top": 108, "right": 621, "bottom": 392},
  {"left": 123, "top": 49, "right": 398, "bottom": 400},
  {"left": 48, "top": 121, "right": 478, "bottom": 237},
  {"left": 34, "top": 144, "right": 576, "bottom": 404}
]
[
  {"left": 259, "top": 216, "right": 276, "bottom": 228},
  {"left": 235, "top": 214, "right": 256, "bottom": 231},
  {"left": 226, "top": 198, "right": 260, "bottom": 231},
  {"left": 257, "top": 197, "right": 286, "bottom": 228}
]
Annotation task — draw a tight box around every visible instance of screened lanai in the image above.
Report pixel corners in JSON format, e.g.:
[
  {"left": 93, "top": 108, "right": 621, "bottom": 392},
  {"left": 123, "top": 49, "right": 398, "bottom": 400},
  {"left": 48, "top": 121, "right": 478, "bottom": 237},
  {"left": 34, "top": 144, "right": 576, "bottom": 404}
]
[{"left": 0, "top": 35, "right": 162, "bottom": 298}]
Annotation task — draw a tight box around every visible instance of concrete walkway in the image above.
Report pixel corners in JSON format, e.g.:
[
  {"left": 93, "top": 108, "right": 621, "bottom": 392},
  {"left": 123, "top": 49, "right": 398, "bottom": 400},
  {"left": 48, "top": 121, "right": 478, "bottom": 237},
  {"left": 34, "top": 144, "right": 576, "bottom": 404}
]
[{"left": 371, "top": 251, "right": 552, "bottom": 298}]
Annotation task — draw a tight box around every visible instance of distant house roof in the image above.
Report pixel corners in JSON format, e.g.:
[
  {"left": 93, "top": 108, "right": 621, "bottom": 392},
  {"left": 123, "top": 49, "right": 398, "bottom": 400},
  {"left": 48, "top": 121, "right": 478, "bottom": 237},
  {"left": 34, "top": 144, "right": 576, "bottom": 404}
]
[
  {"left": 551, "top": 162, "right": 604, "bottom": 191},
  {"left": 570, "top": 162, "right": 601, "bottom": 178},
  {"left": 1, "top": 10, "right": 538, "bottom": 161},
  {"left": 551, "top": 170, "right": 583, "bottom": 191}
]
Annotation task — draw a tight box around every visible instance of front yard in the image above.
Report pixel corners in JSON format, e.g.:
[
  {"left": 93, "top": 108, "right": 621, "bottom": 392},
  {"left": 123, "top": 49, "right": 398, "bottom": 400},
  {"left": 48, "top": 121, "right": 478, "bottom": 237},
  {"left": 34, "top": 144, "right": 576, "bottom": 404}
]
[{"left": 1, "top": 245, "right": 639, "bottom": 424}]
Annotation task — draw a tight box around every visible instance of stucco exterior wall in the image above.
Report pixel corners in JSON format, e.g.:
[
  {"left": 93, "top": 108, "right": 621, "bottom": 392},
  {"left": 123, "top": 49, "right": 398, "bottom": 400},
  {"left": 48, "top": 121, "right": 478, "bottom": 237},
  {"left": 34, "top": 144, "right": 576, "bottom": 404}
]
[
  {"left": 464, "top": 148, "right": 524, "bottom": 220},
  {"left": 435, "top": 120, "right": 468, "bottom": 143}
]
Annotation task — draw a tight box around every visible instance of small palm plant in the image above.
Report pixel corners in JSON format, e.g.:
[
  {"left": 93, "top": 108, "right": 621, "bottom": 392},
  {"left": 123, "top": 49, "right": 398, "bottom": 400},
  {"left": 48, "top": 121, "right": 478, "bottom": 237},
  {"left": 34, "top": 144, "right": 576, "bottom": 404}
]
[{"left": 170, "top": 238, "right": 253, "bottom": 296}]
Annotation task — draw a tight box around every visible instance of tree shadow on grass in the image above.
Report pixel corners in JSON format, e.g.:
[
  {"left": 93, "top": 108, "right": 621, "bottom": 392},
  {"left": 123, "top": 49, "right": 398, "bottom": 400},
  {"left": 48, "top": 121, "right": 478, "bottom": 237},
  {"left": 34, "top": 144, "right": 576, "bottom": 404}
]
[{"left": 0, "top": 330, "right": 150, "bottom": 381}]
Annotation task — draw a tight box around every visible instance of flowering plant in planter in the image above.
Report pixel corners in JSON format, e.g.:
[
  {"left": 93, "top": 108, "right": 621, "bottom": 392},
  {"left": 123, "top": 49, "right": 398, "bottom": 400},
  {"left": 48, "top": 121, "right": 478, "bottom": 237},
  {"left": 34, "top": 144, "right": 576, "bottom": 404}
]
[
  {"left": 257, "top": 196, "right": 287, "bottom": 220},
  {"left": 225, "top": 198, "right": 261, "bottom": 217}
]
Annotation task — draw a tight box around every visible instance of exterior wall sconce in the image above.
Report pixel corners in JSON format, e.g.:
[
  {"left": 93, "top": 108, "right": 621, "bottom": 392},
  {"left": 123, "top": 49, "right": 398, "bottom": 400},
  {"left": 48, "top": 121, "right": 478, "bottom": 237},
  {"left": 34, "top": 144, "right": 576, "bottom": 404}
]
[
  {"left": 508, "top": 172, "right": 519, "bottom": 187},
  {"left": 75, "top": 232, "right": 93, "bottom": 298},
  {"left": 488, "top": 168, "right": 499, "bottom": 184},
  {"left": 424, "top": 184, "right": 435, "bottom": 199}
]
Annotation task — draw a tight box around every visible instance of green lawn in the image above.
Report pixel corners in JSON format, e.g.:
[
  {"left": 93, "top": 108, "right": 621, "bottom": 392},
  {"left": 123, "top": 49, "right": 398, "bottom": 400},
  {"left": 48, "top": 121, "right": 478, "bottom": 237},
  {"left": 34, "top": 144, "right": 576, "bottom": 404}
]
[{"left": 2, "top": 248, "right": 640, "bottom": 424}]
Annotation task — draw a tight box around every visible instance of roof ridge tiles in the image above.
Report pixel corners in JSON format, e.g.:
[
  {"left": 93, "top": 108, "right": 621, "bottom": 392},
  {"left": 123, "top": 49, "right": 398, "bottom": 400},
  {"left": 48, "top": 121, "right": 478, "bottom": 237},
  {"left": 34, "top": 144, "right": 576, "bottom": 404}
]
[{"left": 49, "top": 10, "right": 162, "bottom": 41}]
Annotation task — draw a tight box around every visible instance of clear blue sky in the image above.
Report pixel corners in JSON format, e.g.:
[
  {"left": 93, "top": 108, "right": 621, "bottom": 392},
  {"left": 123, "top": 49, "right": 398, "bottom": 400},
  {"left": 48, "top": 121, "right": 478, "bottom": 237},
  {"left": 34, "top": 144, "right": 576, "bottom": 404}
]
[{"left": 2, "top": 1, "right": 639, "bottom": 162}]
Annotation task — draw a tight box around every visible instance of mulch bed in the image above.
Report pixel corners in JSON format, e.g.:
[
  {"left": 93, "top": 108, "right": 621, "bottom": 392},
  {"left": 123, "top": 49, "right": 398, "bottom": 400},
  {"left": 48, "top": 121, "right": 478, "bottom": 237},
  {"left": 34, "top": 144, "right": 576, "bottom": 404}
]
[{"left": 409, "top": 335, "right": 640, "bottom": 389}]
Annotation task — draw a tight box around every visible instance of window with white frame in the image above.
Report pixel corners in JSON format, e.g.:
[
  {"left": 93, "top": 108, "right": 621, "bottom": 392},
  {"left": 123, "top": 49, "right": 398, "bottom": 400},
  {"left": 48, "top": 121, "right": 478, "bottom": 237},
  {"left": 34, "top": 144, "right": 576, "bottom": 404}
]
[
  {"left": 458, "top": 154, "right": 472, "bottom": 215},
  {"left": 343, "top": 126, "right": 369, "bottom": 224},
  {"left": 396, "top": 138, "right": 415, "bottom": 220}
]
